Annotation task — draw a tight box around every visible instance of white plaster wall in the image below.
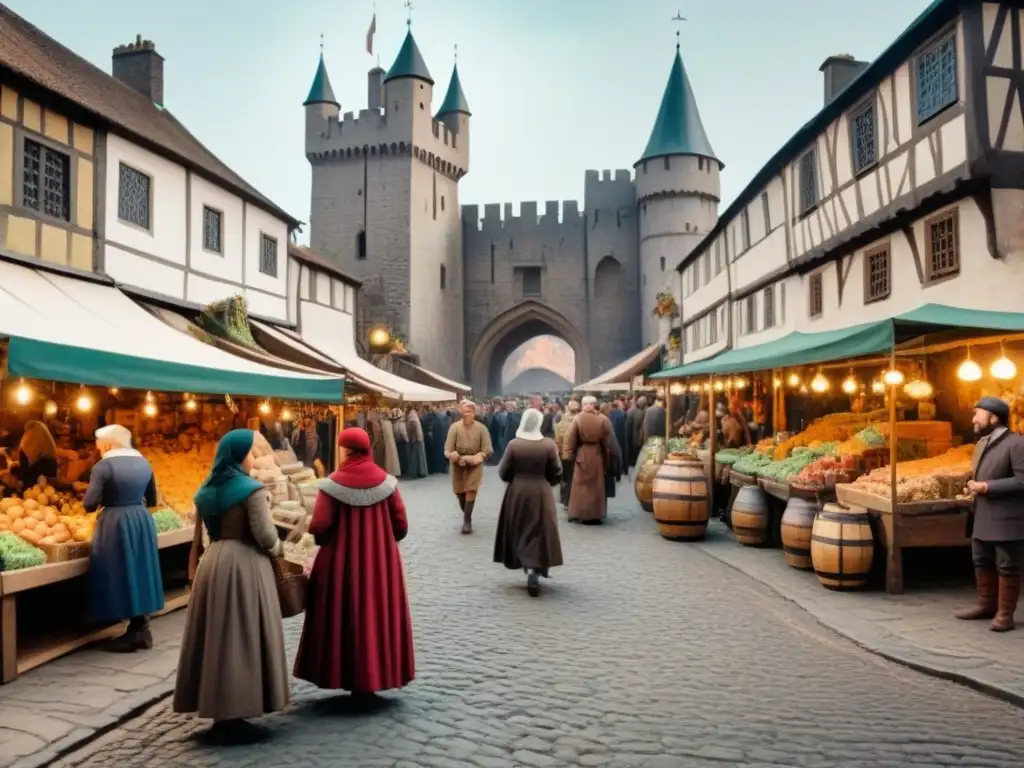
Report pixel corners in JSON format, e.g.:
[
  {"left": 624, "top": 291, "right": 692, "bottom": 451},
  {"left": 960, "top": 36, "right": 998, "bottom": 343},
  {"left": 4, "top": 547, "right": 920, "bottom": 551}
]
[
  {"left": 104, "top": 245, "right": 185, "bottom": 299},
  {"left": 183, "top": 272, "right": 286, "bottom": 322},
  {"left": 298, "top": 264, "right": 312, "bottom": 300},
  {"left": 682, "top": 268, "right": 728, "bottom": 322},
  {"left": 735, "top": 275, "right": 797, "bottom": 349},
  {"left": 243, "top": 202, "right": 288, "bottom": 297},
  {"left": 314, "top": 270, "right": 331, "bottom": 305},
  {"left": 796, "top": 199, "right": 1018, "bottom": 332},
  {"left": 244, "top": 287, "right": 288, "bottom": 321},
  {"left": 730, "top": 226, "right": 788, "bottom": 294},
  {"left": 188, "top": 174, "right": 244, "bottom": 283},
  {"left": 287, "top": 255, "right": 300, "bottom": 324},
  {"left": 104, "top": 134, "right": 187, "bottom": 266},
  {"left": 331, "top": 278, "right": 346, "bottom": 311}
]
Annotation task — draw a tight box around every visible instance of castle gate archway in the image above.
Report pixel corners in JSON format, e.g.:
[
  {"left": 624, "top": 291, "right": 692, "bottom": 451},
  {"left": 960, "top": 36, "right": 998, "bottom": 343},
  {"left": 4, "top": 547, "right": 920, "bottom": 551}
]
[{"left": 468, "top": 301, "right": 592, "bottom": 396}]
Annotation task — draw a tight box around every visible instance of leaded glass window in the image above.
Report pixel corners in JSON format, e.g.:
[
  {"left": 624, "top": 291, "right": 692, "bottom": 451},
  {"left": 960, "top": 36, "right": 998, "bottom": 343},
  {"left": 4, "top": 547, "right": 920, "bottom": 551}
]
[
  {"left": 799, "top": 150, "right": 817, "bottom": 213},
  {"left": 915, "top": 34, "right": 957, "bottom": 125},
  {"left": 763, "top": 286, "right": 775, "bottom": 328},
  {"left": 118, "top": 163, "right": 151, "bottom": 229},
  {"left": 809, "top": 273, "right": 823, "bottom": 317},
  {"left": 851, "top": 102, "right": 877, "bottom": 174},
  {"left": 926, "top": 209, "right": 960, "bottom": 281},
  {"left": 202, "top": 206, "right": 222, "bottom": 253},
  {"left": 23, "top": 139, "right": 70, "bottom": 221},
  {"left": 745, "top": 294, "right": 756, "bottom": 334},
  {"left": 864, "top": 245, "right": 891, "bottom": 303},
  {"left": 259, "top": 233, "right": 278, "bottom": 277}
]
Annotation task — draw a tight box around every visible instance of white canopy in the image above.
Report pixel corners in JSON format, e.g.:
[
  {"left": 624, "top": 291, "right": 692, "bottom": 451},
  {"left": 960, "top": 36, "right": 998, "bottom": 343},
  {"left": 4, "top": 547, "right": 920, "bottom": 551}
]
[{"left": 574, "top": 343, "right": 663, "bottom": 392}]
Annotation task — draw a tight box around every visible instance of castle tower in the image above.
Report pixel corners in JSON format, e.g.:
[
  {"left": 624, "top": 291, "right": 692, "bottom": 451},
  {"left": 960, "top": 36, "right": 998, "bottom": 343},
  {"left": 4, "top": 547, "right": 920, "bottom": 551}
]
[
  {"left": 634, "top": 41, "right": 721, "bottom": 347},
  {"left": 436, "top": 62, "right": 471, "bottom": 157},
  {"left": 304, "top": 30, "right": 470, "bottom": 380}
]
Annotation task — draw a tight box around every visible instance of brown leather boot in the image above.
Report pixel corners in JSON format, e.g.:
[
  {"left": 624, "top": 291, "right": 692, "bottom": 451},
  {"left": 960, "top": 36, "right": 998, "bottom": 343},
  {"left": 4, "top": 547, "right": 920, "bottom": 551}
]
[
  {"left": 990, "top": 574, "right": 1019, "bottom": 632},
  {"left": 956, "top": 569, "right": 998, "bottom": 620},
  {"left": 103, "top": 616, "right": 153, "bottom": 652},
  {"left": 461, "top": 500, "right": 474, "bottom": 534}
]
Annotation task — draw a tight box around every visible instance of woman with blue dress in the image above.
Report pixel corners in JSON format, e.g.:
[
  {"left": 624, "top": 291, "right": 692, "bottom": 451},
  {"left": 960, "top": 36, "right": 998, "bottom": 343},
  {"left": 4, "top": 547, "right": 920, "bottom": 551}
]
[{"left": 83, "top": 424, "right": 164, "bottom": 652}]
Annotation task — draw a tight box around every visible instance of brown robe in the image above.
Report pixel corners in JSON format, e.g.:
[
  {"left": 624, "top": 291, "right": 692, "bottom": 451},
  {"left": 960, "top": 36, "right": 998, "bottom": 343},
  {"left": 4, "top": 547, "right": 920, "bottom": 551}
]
[
  {"left": 493, "top": 438, "right": 564, "bottom": 577},
  {"left": 567, "top": 411, "right": 616, "bottom": 522},
  {"left": 445, "top": 419, "right": 494, "bottom": 494},
  {"left": 365, "top": 411, "right": 387, "bottom": 468}
]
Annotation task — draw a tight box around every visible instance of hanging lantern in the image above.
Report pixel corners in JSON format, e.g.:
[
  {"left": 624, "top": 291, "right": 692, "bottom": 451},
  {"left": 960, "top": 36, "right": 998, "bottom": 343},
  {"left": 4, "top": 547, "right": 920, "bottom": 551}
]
[
  {"left": 75, "top": 388, "right": 94, "bottom": 413},
  {"left": 143, "top": 402, "right": 158, "bottom": 418},
  {"left": 871, "top": 379, "right": 885, "bottom": 394},
  {"left": 713, "top": 380, "right": 724, "bottom": 392},
  {"left": 688, "top": 383, "right": 700, "bottom": 393},
  {"left": 904, "top": 379, "right": 934, "bottom": 400},
  {"left": 281, "top": 407, "right": 294, "bottom": 421},
  {"left": 669, "top": 382, "right": 684, "bottom": 395},
  {"left": 990, "top": 341, "right": 1017, "bottom": 380},
  {"left": 702, "top": 382, "right": 712, "bottom": 393},
  {"left": 883, "top": 368, "right": 905, "bottom": 387},
  {"left": 799, "top": 384, "right": 809, "bottom": 394},
  {"left": 109, "top": 387, "right": 120, "bottom": 396},
  {"left": 184, "top": 398, "right": 198, "bottom": 412},
  {"left": 841, "top": 371, "right": 859, "bottom": 395},
  {"left": 145, "top": 391, "right": 155, "bottom": 403},
  {"left": 957, "top": 346, "right": 982, "bottom": 382},
  {"left": 787, "top": 372, "right": 801, "bottom": 388},
  {"left": 258, "top": 401, "right": 272, "bottom": 415},
  {"left": 735, "top": 377, "right": 748, "bottom": 389},
  {"left": 810, "top": 371, "right": 830, "bottom": 393},
  {"left": 773, "top": 377, "right": 782, "bottom": 390},
  {"left": 43, "top": 400, "right": 58, "bottom": 417},
  {"left": 13, "top": 379, "right": 33, "bottom": 406}
]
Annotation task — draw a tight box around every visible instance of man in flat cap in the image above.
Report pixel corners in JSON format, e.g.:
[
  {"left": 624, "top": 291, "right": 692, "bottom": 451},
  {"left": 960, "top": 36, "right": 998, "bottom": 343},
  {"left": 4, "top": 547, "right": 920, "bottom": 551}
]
[{"left": 957, "top": 396, "right": 1023, "bottom": 632}]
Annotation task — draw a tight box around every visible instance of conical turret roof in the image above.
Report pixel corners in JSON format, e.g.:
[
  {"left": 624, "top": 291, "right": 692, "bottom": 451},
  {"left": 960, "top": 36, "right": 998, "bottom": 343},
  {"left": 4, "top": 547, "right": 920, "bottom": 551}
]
[
  {"left": 637, "top": 46, "right": 718, "bottom": 166},
  {"left": 437, "top": 64, "right": 470, "bottom": 117},
  {"left": 385, "top": 30, "right": 434, "bottom": 85},
  {"left": 303, "top": 53, "right": 339, "bottom": 107}
]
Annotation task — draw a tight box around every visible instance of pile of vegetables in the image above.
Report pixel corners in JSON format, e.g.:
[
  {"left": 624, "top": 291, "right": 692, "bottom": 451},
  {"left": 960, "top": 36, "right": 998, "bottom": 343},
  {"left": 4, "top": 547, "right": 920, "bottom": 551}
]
[
  {"left": 150, "top": 508, "right": 185, "bottom": 533},
  {"left": 715, "top": 447, "right": 752, "bottom": 466},
  {"left": 759, "top": 445, "right": 838, "bottom": 483},
  {"left": 793, "top": 455, "right": 856, "bottom": 487},
  {"left": 852, "top": 444, "right": 973, "bottom": 501},
  {"left": 0, "top": 531, "right": 46, "bottom": 571},
  {"left": 732, "top": 452, "right": 773, "bottom": 476},
  {"left": 837, "top": 425, "right": 887, "bottom": 456}
]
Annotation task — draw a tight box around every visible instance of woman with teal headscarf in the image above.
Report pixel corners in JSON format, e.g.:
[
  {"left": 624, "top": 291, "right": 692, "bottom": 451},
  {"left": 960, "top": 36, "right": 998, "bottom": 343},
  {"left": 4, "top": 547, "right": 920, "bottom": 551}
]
[{"left": 173, "top": 429, "right": 290, "bottom": 737}]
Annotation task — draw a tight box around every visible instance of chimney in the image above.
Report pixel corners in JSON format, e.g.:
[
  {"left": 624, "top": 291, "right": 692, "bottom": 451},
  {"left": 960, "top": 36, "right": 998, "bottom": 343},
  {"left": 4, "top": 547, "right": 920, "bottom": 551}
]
[
  {"left": 112, "top": 34, "right": 164, "bottom": 106},
  {"left": 819, "top": 54, "right": 869, "bottom": 106},
  {"left": 368, "top": 67, "right": 385, "bottom": 111}
]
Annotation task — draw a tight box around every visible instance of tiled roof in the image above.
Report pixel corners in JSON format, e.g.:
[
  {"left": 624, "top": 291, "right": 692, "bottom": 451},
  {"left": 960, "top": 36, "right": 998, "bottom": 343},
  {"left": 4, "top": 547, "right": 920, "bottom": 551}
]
[
  {"left": 0, "top": 5, "right": 299, "bottom": 227},
  {"left": 288, "top": 243, "right": 362, "bottom": 287}
]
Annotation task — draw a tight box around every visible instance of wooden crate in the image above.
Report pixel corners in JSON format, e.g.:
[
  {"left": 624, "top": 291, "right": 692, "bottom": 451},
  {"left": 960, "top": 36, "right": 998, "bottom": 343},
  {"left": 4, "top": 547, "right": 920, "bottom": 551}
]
[{"left": 36, "top": 540, "right": 90, "bottom": 564}]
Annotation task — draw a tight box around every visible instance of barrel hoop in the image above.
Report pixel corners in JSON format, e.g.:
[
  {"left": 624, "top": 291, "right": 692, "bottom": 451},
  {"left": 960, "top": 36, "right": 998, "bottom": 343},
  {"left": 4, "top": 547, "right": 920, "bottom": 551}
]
[
  {"left": 654, "top": 518, "right": 706, "bottom": 526},
  {"left": 811, "top": 534, "right": 872, "bottom": 547},
  {"left": 653, "top": 492, "right": 707, "bottom": 502},
  {"left": 733, "top": 525, "right": 765, "bottom": 536},
  {"left": 814, "top": 570, "right": 869, "bottom": 581},
  {"left": 818, "top": 512, "right": 870, "bottom": 524},
  {"left": 783, "top": 545, "right": 810, "bottom": 557}
]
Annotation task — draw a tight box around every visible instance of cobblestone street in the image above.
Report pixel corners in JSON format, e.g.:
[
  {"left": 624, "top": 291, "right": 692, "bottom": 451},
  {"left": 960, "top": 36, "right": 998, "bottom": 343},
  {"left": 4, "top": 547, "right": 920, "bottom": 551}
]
[{"left": 18, "top": 469, "right": 1024, "bottom": 767}]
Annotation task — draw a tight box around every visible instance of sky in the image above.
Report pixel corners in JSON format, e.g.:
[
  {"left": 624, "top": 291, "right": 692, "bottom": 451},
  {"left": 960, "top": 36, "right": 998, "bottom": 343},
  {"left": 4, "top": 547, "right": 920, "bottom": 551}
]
[{"left": 14, "top": 0, "right": 934, "bottom": 230}]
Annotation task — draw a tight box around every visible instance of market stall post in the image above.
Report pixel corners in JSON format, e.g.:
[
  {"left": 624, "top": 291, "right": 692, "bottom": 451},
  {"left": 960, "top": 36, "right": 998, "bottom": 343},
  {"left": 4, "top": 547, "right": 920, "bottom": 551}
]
[
  {"left": 708, "top": 375, "right": 717, "bottom": 519},
  {"left": 887, "top": 346, "right": 901, "bottom": 593}
]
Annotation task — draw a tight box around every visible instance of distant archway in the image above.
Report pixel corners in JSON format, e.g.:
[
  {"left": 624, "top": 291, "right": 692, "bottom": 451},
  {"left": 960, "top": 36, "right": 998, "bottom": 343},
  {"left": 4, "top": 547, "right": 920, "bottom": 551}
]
[
  {"left": 501, "top": 337, "right": 576, "bottom": 392},
  {"left": 594, "top": 255, "right": 622, "bottom": 298},
  {"left": 469, "top": 301, "right": 591, "bottom": 395}
]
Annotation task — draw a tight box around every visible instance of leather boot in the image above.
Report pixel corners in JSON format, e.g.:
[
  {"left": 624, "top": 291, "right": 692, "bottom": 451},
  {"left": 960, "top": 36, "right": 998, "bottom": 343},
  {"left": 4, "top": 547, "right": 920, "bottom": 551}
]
[
  {"left": 527, "top": 570, "right": 540, "bottom": 597},
  {"left": 990, "top": 574, "right": 1019, "bottom": 632},
  {"left": 461, "top": 500, "right": 474, "bottom": 534},
  {"left": 955, "top": 569, "right": 998, "bottom": 620},
  {"left": 104, "top": 616, "right": 153, "bottom": 653}
]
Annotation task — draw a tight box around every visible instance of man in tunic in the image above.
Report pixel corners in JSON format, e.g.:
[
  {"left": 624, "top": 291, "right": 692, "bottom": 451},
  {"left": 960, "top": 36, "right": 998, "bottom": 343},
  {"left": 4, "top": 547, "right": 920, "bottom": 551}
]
[
  {"left": 624, "top": 395, "right": 648, "bottom": 474},
  {"left": 957, "top": 397, "right": 1024, "bottom": 632},
  {"left": 503, "top": 400, "right": 522, "bottom": 452},
  {"left": 609, "top": 400, "right": 627, "bottom": 464},
  {"left": 554, "top": 399, "right": 580, "bottom": 508},
  {"left": 567, "top": 396, "right": 620, "bottom": 524},
  {"left": 530, "top": 395, "right": 555, "bottom": 439},
  {"left": 445, "top": 400, "right": 494, "bottom": 534}
]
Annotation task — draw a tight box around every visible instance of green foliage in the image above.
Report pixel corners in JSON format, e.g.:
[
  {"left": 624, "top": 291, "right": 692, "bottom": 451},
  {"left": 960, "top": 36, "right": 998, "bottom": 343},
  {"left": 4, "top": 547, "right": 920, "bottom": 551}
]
[
  {"left": 151, "top": 508, "right": 184, "bottom": 533},
  {"left": 0, "top": 531, "right": 46, "bottom": 571}
]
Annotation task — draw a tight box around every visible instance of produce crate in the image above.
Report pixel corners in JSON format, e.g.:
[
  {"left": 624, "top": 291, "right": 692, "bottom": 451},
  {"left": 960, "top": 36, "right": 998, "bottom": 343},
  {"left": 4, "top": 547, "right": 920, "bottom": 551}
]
[
  {"left": 36, "top": 539, "right": 91, "bottom": 564},
  {"left": 855, "top": 448, "right": 888, "bottom": 474}
]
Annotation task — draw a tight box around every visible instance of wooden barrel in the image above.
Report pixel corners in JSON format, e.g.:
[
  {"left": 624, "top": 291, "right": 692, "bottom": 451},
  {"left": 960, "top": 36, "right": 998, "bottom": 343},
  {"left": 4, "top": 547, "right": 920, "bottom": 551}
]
[
  {"left": 731, "top": 485, "right": 769, "bottom": 546},
  {"left": 780, "top": 497, "right": 818, "bottom": 570},
  {"left": 811, "top": 503, "right": 874, "bottom": 590},
  {"left": 634, "top": 461, "right": 660, "bottom": 512},
  {"left": 652, "top": 458, "right": 709, "bottom": 541}
]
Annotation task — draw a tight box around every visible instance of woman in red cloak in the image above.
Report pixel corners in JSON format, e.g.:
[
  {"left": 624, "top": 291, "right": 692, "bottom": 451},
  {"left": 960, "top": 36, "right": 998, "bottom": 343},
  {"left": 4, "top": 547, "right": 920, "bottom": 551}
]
[{"left": 293, "top": 427, "right": 415, "bottom": 694}]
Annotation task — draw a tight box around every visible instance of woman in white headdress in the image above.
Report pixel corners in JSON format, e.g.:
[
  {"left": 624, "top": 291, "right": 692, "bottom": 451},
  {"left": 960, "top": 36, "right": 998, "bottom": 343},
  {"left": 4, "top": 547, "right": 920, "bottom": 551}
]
[
  {"left": 83, "top": 424, "right": 164, "bottom": 652},
  {"left": 493, "top": 408, "right": 563, "bottom": 597}
]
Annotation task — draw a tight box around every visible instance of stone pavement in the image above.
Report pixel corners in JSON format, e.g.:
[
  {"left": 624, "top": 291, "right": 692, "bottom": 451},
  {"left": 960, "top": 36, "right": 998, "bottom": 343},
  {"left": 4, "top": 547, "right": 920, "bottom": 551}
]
[
  {"left": 691, "top": 521, "right": 1024, "bottom": 705},
  {"left": 0, "top": 468, "right": 1022, "bottom": 768}
]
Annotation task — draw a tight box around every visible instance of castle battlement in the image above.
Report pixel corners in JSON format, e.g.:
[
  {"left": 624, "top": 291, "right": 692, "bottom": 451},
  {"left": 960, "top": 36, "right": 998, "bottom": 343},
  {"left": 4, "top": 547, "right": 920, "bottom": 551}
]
[
  {"left": 584, "top": 169, "right": 636, "bottom": 211},
  {"left": 585, "top": 169, "right": 634, "bottom": 184},
  {"left": 461, "top": 200, "right": 583, "bottom": 233}
]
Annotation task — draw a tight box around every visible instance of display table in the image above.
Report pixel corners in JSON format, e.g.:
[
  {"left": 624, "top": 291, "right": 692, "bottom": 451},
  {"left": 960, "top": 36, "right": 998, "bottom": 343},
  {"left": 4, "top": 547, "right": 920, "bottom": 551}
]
[
  {"left": 0, "top": 526, "right": 194, "bottom": 683},
  {"left": 835, "top": 485, "right": 970, "bottom": 594}
]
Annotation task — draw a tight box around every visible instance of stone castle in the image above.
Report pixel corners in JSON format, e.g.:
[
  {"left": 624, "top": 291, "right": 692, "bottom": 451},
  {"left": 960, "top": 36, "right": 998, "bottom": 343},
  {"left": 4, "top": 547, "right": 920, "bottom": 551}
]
[{"left": 304, "top": 28, "right": 721, "bottom": 394}]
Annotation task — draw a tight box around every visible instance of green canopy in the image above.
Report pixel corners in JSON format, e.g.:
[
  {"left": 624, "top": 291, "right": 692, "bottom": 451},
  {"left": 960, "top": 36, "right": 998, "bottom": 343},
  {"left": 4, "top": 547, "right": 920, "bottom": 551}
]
[{"left": 652, "top": 304, "right": 1024, "bottom": 379}]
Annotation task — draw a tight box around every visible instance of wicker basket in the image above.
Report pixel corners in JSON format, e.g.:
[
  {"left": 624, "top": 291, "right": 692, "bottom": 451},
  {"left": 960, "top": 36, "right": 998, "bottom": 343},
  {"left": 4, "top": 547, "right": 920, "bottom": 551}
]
[{"left": 38, "top": 539, "right": 91, "bottom": 563}]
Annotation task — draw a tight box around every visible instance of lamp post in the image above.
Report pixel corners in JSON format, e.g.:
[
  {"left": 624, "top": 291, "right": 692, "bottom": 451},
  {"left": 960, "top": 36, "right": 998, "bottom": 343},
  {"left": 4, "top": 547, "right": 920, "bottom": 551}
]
[{"left": 368, "top": 326, "right": 392, "bottom": 355}]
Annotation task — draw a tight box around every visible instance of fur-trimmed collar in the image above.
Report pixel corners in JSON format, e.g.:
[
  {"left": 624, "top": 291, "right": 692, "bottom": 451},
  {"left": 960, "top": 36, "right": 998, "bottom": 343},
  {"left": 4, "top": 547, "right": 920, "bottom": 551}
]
[{"left": 318, "top": 475, "right": 398, "bottom": 507}]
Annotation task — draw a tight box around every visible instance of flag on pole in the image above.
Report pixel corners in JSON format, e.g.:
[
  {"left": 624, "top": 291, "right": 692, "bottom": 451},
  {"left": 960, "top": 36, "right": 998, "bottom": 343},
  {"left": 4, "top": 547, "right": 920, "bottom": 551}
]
[{"left": 366, "top": 13, "right": 376, "bottom": 56}]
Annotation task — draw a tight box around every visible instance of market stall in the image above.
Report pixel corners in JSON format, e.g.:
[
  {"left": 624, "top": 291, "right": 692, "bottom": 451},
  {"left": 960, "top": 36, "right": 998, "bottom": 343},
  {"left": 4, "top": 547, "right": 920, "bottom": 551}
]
[
  {"left": 0, "top": 262, "right": 345, "bottom": 682},
  {"left": 652, "top": 304, "right": 1024, "bottom": 594}
]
